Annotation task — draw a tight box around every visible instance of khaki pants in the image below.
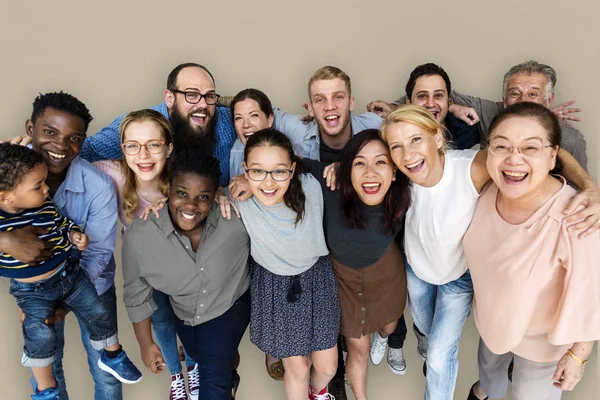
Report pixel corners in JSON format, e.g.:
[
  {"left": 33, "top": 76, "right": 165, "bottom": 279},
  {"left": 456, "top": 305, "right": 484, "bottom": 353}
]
[{"left": 478, "top": 338, "right": 562, "bottom": 400}]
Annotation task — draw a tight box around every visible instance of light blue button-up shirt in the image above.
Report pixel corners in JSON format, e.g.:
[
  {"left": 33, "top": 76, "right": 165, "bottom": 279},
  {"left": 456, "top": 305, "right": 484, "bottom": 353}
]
[
  {"left": 52, "top": 156, "right": 118, "bottom": 295},
  {"left": 229, "top": 109, "right": 383, "bottom": 177}
]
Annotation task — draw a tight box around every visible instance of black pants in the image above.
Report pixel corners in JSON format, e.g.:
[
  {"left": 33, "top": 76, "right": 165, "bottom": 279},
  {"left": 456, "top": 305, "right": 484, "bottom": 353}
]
[{"left": 334, "top": 313, "right": 415, "bottom": 379}]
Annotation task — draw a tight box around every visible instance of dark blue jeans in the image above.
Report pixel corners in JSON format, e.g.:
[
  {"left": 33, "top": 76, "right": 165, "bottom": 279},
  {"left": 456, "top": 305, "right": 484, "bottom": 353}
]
[
  {"left": 9, "top": 261, "right": 117, "bottom": 368},
  {"left": 175, "top": 290, "right": 250, "bottom": 400}
]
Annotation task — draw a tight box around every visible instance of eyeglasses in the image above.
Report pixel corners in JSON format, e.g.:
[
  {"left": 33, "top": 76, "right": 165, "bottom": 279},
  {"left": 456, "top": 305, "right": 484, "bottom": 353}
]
[
  {"left": 121, "top": 140, "right": 166, "bottom": 155},
  {"left": 245, "top": 168, "right": 293, "bottom": 182},
  {"left": 171, "top": 89, "right": 220, "bottom": 105},
  {"left": 488, "top": 140, "right": 554, "bottom": 157}
]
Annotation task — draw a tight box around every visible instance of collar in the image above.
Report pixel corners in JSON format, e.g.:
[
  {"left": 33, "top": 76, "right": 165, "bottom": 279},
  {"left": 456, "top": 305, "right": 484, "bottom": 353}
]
[{"left": 58, "top": 156, "right": 85, "bottom": 194}]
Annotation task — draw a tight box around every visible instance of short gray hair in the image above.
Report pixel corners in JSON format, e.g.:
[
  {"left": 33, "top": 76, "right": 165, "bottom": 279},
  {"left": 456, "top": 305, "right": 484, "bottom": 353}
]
[{"left": 502, "top": 61, "right": 557, "bottom": 103}]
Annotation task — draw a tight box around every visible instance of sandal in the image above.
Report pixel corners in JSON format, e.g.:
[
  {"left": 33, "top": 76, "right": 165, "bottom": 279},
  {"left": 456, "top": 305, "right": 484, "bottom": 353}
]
[{"left": 265, "top": 354, "right": 285, "bottom": 381}]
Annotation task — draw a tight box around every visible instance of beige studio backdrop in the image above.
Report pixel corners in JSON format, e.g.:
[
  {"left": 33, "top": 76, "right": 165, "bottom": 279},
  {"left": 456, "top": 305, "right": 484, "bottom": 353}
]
[{"left": 0, "top": 0, "right": 599, "bottom": 399}]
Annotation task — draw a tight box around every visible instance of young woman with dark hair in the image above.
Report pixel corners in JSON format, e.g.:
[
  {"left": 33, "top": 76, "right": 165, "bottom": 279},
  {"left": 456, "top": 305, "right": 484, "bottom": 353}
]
[
  {"left": 229, "top": 128, "right": 340, "bottom": 400},
  {"left": 302, "top": 129, "right": 411, "bottom": 400}
]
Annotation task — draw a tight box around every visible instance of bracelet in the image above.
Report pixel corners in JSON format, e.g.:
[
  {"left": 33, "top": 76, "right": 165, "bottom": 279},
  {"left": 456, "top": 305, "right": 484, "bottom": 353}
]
[{"left": 567, "top": 349, "right": 587, "bottom": 365}]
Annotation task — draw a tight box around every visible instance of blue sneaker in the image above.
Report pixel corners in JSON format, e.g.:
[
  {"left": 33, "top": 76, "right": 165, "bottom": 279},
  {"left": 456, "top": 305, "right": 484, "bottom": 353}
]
[
  {"left": 31, "top": 386, "right": 60, "bottom": 400},
  {"left": 97, "top": 349, "right": 143, "bottom": 384}
]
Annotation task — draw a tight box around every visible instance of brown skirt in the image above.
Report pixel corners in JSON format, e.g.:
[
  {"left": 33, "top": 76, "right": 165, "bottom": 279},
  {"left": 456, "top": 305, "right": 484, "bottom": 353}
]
[{"left": 332, "top": 241, "right": 407, "bottom": 339}]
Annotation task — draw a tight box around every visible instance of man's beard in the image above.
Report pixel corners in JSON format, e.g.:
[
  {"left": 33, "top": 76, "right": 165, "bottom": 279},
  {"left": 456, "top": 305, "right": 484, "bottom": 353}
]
[{"left": 169, "top": 105, "right": 216, "bottom": 155}]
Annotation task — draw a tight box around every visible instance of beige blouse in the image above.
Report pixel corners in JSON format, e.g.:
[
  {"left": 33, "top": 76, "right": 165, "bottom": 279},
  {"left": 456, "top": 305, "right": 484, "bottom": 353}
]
[{"left": 463, "top": 179, "right": 600, "bottom": 362}]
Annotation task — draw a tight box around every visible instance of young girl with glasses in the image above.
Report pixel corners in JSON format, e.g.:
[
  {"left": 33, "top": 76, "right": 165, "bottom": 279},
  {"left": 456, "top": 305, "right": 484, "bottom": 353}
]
[
  {"left": 94, "top": 110, "right": 200, "bottom": 400},
  {"left": 229, "top": 128, "right": 340, "bottom": 400}
]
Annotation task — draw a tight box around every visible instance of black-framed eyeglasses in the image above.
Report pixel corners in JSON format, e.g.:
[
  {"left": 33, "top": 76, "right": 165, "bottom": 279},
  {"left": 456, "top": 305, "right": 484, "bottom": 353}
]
[
  {"left": 171, "top": 89, "right": 220, "bottom": 105},
  {"left": 245, "top": 168, "right": 293, "bottom": 182}
]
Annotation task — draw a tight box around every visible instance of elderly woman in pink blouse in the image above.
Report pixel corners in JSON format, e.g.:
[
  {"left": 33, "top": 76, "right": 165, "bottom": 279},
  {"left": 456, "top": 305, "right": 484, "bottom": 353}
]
[{"left": 464, "top": 102, "right": 600, "bottom": 400}]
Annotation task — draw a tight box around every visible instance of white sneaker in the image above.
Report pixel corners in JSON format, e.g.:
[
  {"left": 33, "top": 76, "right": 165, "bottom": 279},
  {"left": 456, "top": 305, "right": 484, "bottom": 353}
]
[
  {"left": 413, "top": 325, "right": 428, "bottom": 361},
  {"left": 387, "top": 347, "right": 407, "bottom": 375},
  {"left": 370, "top": 331, "right": 388, "bottom": 366},
  {"left": 186, "top": 364, "right": 200, "bottom": 400}
]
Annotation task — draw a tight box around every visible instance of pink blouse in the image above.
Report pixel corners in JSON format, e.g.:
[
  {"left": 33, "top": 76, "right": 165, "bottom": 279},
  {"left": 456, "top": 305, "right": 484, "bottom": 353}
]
[
  {"left": 93, "top": 160, "right": 152, "bottom": 229},
  {"left": 464, "top": 179, "right": 600, "bottom": 362}
]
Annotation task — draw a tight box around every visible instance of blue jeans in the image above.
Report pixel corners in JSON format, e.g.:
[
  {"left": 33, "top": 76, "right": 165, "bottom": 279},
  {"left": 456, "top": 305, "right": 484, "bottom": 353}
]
[
  {"left": 152, "top": 290, "right": 196, "bottom": 374},
  {"left": 175, "top": 290, "right": 250, "bottom": 400},
  {"left": 30, "top": 285, "right": 123, "bottom": 400},
  {"left": 9, "top": 261, "right": 117, "bottom": 368},
  {"left": 405, "top": 261, "right": 473, "bottom": 400}
]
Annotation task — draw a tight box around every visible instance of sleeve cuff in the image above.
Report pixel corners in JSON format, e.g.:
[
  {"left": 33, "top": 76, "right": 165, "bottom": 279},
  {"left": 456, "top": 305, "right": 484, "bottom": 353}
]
[{"left": 125, "top": 298, "right": 158, "bottom": 323}]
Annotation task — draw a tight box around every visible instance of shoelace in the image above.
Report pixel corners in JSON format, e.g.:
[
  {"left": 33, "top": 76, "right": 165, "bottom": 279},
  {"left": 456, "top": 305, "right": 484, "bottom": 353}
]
[
  {"left": 372, "top": 337, "right": 387, "bottom": 355},
  {"left": 170, "top": 375, "right": 187, "bottom": 400},
  {"left": 314, "top": 393, "right": 336, "bottom": 400},
  {"left": 187, "top": 365, "right": 200, "bottom": 391}
]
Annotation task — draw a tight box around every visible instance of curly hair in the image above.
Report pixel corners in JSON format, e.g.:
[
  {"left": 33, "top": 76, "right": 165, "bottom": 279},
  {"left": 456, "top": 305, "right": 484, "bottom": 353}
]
[
  {"left": 0, "top": 143, "right": 44, "bottom": 192},
  {"left": 31, "top": 91, "right": 93, "bottom": 131},
  {"left": 169, "top": 148, "right": 221, "bottom": 191}
]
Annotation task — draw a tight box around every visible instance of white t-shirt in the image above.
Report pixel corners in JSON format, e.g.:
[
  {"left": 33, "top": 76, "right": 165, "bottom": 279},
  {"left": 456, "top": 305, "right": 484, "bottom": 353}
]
[{"left": 404, "top": 150, "right": 479, "bottom": 285}]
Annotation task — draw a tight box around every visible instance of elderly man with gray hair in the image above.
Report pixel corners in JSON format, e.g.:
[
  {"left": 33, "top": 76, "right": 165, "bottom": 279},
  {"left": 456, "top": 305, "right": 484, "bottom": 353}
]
[{"left": 449, "top": 60, "right": 588, "bottom": 170}]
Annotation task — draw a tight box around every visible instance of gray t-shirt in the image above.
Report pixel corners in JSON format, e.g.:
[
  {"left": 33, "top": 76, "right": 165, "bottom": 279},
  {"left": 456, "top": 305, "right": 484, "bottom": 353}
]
[{"left": 232, "top": 173, "right": 329, "bottom": 276}]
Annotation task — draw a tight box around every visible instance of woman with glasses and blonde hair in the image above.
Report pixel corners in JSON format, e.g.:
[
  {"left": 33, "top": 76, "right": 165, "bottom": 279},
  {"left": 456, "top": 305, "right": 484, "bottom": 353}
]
[
  {"left": 94, "top": 110, "right": 202, "bottom": 400},
  {"left": 379, "top": 104, "right": 600, "bottom": 400},
  {"left": 464, "top": 102, "right": 600, "bottom": 400}
]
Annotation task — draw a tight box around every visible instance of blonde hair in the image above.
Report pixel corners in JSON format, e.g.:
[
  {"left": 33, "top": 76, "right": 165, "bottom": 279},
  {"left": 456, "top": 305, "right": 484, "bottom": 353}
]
[
  {"left": 380, "top": 105, "right": 450, "bottom": 154},
  {"left": 307, "top": 66, "right": 351, "bottom": 97},
  {"left": 119, "top": 109, "right": 173, "bottom": 223}
]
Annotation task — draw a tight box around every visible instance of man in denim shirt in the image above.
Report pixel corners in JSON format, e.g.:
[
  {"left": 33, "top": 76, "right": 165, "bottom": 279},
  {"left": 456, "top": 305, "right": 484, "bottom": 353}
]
[
  {"left": 0, "top": 92, "right": 122, "bottom": 400},
  {"left": 79, "top": 63, "right": 236, "bottom": 187}
]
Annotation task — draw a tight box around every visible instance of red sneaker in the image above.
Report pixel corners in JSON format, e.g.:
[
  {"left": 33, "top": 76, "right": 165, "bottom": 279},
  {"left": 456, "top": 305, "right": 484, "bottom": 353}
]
[
  {"left": 309, "top": 385, "right": 335, "bottom": 400},
  {"left": 169, "top": 373, "right": 187, "bottom": 400}
]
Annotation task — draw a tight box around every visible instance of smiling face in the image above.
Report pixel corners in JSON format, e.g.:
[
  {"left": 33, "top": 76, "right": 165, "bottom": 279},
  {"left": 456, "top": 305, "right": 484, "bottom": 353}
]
[
  {"left": 0, "top": 162, "right": 49, "bottom": 213},
  {"left": 487, "top": 116, "right": 558, "bottom": 200},
  {"left": 233, "top": 99, "right": 274, "bottom": 145},
  {"left": 407, "top": 75, "right": 449, "bottom": 123},
  {"left": 308, "top": 78, "right": 355, "bottom": 145},
  {"left": 350, "top": 140, "right": 396, "bottom": 206},
  {"left": 26, "top": 108, "right": 87, "bottom": 177},
  {"left": 386, "top": 121, "right": 445, "bottom": 187},
  {"left": 168, "top": 172, "right": 216, "bottom": 233},
  {"left": 166, "top": 67, "right": 217, "bottom": 136},
  {"left": 504, "top": 72, "right": 553, "bottom": 108},
  {"left": 243, "top": 145, "right": 295, "bottom": 207},
  {"left": 122, "top": 120, "right": 173, "bottom": 183}
]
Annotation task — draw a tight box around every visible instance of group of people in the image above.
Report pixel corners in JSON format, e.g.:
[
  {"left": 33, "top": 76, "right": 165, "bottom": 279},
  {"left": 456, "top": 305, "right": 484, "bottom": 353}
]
[{"left": 0, "top": 59, "right": 599, "bottom": 400}]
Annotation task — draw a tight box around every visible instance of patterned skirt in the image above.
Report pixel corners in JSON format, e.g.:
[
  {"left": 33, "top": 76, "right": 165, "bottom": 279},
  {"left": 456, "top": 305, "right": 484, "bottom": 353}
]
[{"left": 249, "top": 255, "right": 340, "bottom": 358}]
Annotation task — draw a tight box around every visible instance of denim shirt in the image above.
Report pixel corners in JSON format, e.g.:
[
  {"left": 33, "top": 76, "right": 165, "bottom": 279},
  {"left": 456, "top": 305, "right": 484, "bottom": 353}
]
[
  {"left": 53, "top": 156, "right": 118, "bottom": 295},
  {"left": 79, "top": 102, "right": 236, "bottom": 186}
]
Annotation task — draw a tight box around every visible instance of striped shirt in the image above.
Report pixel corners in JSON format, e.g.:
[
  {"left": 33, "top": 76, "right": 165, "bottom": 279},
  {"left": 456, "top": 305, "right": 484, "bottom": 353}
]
[{"left": 0, "top": 198, "right": 82, "bottom": 279}]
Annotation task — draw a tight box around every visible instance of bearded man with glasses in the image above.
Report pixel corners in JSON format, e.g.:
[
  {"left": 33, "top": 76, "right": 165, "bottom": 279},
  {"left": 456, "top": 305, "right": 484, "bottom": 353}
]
[{"left": 78, "top": 63, "right": 236, "bottom": 187}]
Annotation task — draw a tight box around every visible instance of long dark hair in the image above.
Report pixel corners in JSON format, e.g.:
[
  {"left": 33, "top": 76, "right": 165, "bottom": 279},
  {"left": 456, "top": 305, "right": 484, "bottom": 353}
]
[
  {"left": 244, "top": 128, "right": 305, "bottom": 225},
  {"left": 337, "top": 129, "right": 411, "bottom": 233}
]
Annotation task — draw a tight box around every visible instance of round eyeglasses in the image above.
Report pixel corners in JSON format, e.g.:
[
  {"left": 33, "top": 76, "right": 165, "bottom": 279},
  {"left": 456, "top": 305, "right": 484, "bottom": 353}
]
[{"left": 121, "top": 140, "right": 166, "bottom": 156}]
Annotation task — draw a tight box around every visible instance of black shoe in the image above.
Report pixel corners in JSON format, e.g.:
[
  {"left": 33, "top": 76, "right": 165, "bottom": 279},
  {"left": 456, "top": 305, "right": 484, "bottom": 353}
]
[
  {"left": 328, "top": 377, "right": 348, "bottom": 400},
  {"left": 231, "top": 369, "right": 240, "bottom": 399},
  {"left": 422, "top": 361, "right": 427, "bottom": 377},
  {"left": 467, "top": 382, "right": 488, "bottom": 400},
  {"left": 508, "top": 359, "right": 514, "bottom": 382}
]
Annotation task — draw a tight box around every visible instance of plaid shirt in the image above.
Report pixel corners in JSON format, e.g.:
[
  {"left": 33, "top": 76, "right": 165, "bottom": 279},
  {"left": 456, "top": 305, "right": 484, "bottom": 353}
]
[{"left": 80, "top": 102, "right": 236, "bottom": 186}]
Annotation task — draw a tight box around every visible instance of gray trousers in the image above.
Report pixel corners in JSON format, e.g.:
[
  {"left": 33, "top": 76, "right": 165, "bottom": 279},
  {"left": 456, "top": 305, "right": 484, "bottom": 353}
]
[{"left": 478, "top": 338, "right": 562, "bottom": 400}]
